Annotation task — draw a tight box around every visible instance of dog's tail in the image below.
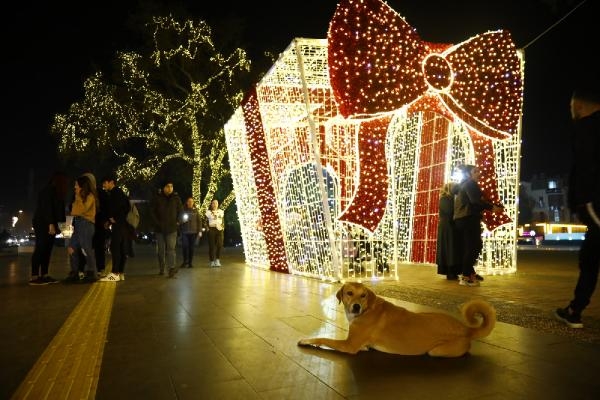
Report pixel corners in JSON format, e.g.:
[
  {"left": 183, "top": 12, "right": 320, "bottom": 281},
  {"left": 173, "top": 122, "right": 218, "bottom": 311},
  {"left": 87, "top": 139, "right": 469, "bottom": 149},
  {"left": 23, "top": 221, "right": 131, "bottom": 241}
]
[{"left": 461, "top": 299, "right": 496, "bottom": 340}]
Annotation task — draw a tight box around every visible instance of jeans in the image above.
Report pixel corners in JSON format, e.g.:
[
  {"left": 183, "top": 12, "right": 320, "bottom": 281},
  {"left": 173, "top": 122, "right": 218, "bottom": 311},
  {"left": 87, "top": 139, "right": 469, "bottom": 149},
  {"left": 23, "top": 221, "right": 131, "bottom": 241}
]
[
  {"left": 156, "top": 231, "right": 177, "bottom": 272},
  {"left": 69, "top": 217, "right": 96, "bottom": 274}
]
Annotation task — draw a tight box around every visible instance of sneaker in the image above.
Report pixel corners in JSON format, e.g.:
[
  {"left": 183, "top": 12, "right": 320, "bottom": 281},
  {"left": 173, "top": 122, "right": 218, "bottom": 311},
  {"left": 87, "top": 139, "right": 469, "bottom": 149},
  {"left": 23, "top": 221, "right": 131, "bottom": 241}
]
[
  {"left": 475, "top": 274, "right": 484, "bottom": 281},
  {"left": 210, "top": 261, "right": 215, "bottom": 267},
  {"left": 78, "top": 271, "right": 85, "bottom": 280},
  {"left": 63, "top": 272, "right": 80, "bottom": 283},
  {"left": 119, "top": 273, "right": 125, "bottom": 281},
  {"left": 215, "top": 259, "right": 221, "bottom": 267},
  {"left": 42, "top": 276, "right": 59, "bottom": 284},
  {"left": 459, "top": 275, "right": 480, "bottom": 287},
  {"left": 29, "top": 277, "right": 48, "bottom": 286},
  {"left": 554, "top": 307, "right": 583, "bottom": 328},
  {"left": 80, "top": 271, "right": 98, "bottom": 283},
  {"left": 446, "top": 274, "right": 459, "bottom": 281},
  {"left": 99, "top": 272, "right": 121, "bottom": 282}
]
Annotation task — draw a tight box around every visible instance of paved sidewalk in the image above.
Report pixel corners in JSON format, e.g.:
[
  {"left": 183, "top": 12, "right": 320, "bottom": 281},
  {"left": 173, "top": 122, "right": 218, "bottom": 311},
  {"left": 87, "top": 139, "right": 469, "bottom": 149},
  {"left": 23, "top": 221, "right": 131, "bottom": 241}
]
[
  {"left": 2, "top": 243, "right": 599, "bottom": 399},
  {"left": 373, "top": 248, "right": 600, "bottom": 344}
]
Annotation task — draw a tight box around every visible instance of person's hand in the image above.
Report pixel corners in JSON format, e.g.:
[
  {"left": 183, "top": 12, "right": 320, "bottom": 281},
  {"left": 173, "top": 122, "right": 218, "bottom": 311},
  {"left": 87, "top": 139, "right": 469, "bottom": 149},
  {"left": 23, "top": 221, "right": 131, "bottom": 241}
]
[
  {"left": 49, "top": 224, "right": 56, "bottom": 235},
  {"left": 492, "top": 205, "right": 504, "bottom": 213}
]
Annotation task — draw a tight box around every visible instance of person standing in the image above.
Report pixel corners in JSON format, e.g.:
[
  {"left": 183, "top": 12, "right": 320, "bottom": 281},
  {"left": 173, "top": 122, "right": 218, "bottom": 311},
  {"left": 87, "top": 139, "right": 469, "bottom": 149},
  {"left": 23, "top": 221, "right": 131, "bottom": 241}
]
[
  {"left": 77, "top": 171, "right": 109, "bottom": 277},
  {"left": 179, "top": 197, "right": 202, "bottom": 268},
  {"left": 453, "top": 165, "right": 503, "bottom": 287},
  {"left": 66, "top": 175, "right": 97, "bottom": 283},
  {"left": 436, "top": 182, "right": 460, "bottom": 280},
  {"left": 99, "top": 174, "right": 131, "bottom": 282},
  {"left": 555, "top": 86, "right": 600, "bottom": 329},
  {"left": 151, "top": 179, "right": 183, "bottom": 277},
  {"left": 94, "top": 177, "right": 110, "bottom": 277},
  {"left": 206, "top": 198, "right": 224, "bottom": 267},
  {"left": 29, "top": 172, "right": 68, "bottom": 285}
]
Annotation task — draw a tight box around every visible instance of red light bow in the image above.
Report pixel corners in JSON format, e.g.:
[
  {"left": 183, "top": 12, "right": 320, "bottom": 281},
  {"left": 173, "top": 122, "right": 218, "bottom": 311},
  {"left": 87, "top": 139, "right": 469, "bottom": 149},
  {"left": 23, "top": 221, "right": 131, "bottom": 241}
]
[{"left": 328, "top": 0, "right": 523, "bottom": 232}]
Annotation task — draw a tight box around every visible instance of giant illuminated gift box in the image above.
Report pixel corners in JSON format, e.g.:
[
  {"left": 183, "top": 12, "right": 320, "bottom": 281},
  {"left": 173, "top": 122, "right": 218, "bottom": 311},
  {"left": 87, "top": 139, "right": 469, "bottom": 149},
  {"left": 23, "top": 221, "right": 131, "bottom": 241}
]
[{"left": 224, "top": 0, "right": 523, "bottom": 280}]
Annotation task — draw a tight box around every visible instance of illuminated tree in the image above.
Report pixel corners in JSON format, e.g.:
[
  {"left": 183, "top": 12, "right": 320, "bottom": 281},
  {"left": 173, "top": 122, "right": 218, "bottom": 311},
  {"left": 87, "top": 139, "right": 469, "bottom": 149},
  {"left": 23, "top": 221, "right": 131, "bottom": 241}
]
[{"left": 51, "top": 15, "right": 250, "bottom": 212}]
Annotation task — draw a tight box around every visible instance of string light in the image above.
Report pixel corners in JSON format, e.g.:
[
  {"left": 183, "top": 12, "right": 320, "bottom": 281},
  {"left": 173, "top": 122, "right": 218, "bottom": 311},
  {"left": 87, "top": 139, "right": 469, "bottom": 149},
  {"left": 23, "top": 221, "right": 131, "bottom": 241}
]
[
  {"left": 225, "top": 0, "right": 523, "bottom": 278},
  {"left": 51, "top": 16, "right": 250, "bottom": 212}
]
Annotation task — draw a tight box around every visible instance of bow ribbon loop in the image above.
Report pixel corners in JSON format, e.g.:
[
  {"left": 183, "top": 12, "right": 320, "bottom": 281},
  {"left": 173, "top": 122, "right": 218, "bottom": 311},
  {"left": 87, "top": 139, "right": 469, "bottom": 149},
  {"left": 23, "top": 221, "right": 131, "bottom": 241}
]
[
  {"left": 328, "top": 0, "right": 522, "bottom": 138},
  {"left": 328, "top": 0, "right": 522, "bottom": 232}
]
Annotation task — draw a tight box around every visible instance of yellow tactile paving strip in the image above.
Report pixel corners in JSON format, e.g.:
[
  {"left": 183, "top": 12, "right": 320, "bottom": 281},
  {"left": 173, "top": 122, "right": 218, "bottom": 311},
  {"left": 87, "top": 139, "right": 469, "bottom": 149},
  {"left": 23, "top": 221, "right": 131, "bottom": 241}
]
[{"left": 11, "top": 281, "right": 116, "bottom": 400}]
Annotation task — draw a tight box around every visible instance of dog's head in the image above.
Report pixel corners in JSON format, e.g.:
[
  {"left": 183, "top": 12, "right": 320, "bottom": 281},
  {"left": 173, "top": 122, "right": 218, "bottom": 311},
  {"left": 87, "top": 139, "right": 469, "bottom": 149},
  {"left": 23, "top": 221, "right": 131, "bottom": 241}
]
[{"left": 336, "top": 282, "right": 376, "bottom": 320}]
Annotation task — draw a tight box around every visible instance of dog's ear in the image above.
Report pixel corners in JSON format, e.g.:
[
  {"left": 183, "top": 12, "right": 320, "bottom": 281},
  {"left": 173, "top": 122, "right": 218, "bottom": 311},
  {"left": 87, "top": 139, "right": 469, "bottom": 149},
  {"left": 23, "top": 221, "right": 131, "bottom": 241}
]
[{"left": 336, "top": 285, "right": 345, "bottom": 304}]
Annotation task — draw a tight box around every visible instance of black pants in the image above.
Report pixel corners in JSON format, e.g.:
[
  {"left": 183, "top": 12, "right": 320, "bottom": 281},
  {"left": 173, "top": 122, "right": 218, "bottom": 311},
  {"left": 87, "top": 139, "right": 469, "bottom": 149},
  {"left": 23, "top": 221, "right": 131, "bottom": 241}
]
[
  {"left": 93, "top": 226, "right": 108, "bottom": 271},
  {"left": 31, "top": 224, "right": 56, "bottom": 277},
  {"left": 570, "top": 206, "right": 600, "bottom": 313},
  {"left": 181, "top": 233, "right": 197, "bottom": 265},
  {"left": 110, "top": 223, "right": 129, "bottom": 274},
  {"left": 208, "top": 227, "right": 224, "bottom": 261},
  {"left": 454, "top": 216, "right": 483, "bottom": 277}
]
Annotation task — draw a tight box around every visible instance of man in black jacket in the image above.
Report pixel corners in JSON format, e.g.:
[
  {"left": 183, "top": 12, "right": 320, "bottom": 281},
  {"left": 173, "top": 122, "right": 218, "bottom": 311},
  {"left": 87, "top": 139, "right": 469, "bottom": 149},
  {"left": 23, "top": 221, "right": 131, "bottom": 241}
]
[
  {"left": 150, "top": 179, "right": 183, "bottom": 277},
  {"left": 555, "top": 85, "right": 600, "bottom": 328},
  {"left": 98, "top": 174, "right": 131, "bottom": 282}
]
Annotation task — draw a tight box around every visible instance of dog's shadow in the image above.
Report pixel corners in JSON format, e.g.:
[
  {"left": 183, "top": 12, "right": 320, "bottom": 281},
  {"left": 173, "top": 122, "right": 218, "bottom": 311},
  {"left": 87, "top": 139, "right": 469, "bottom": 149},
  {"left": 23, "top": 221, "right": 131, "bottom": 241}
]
[{"left": 298, "top": 346, "right": 494, "bottom": 390}]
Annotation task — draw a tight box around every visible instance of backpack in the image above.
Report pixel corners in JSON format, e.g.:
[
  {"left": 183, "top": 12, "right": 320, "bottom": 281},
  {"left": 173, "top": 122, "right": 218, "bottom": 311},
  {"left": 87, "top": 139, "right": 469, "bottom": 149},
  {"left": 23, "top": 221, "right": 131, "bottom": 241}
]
[{"left": 126, "top": 202, "right": 140, "bottom": 229}]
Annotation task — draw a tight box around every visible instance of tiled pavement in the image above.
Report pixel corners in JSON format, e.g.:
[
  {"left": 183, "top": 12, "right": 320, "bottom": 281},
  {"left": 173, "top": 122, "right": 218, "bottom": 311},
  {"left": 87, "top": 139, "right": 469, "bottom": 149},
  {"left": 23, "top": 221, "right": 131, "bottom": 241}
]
[{"left": 1, "top": 243, "right": 599, "bottom": 399}]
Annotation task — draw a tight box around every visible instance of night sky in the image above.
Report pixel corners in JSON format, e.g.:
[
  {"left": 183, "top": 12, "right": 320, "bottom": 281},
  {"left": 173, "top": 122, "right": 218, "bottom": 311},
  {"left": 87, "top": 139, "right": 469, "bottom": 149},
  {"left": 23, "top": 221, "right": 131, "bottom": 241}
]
[{"left": 2, "top": 0, "right": 598, "bottom": 213}]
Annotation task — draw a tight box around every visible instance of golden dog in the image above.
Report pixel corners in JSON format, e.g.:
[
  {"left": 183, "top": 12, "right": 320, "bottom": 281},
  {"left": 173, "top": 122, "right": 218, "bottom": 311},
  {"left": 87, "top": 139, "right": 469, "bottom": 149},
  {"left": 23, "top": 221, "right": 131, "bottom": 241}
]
[{"left": 298, "top": 282, "right": 496, "bottom": 357}]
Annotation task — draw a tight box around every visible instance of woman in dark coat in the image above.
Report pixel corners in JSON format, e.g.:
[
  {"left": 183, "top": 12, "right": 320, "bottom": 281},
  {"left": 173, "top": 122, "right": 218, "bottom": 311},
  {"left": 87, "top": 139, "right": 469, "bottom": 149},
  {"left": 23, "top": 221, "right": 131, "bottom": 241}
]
[
  {"left": 29, "top": 171, "right": 68, "bottom": 285},
  {"left": 436, "top": 182, "right": 460, "bottom": 280}
]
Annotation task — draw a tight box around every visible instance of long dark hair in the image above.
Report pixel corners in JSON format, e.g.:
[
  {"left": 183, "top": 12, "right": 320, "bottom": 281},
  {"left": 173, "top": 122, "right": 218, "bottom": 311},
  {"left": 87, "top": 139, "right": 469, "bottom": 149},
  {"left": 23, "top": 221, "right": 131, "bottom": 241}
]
[{"left": 76, "top": 175, "right": 93, "bottom": 201}]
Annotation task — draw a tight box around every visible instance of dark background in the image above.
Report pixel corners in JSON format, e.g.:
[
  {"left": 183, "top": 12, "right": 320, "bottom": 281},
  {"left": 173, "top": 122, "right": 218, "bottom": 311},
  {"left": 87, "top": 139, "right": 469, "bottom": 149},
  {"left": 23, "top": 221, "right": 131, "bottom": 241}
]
[{"left": 2, "top": 0, "right": 598, "bottom": 214}]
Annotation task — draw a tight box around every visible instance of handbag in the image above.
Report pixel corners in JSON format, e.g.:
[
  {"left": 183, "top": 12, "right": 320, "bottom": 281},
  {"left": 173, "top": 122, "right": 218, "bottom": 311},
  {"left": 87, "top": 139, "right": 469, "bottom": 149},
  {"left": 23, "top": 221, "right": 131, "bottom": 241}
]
[{"left": 126, "top": 202, "right": 140, "bottom": 228}]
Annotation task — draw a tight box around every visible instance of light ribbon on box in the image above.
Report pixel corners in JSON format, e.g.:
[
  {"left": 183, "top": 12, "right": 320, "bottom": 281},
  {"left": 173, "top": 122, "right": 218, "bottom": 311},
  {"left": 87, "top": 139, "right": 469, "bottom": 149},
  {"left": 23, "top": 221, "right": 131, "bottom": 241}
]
[{"left": 328, "top": 0, "right": 523, "bottom": 232}]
